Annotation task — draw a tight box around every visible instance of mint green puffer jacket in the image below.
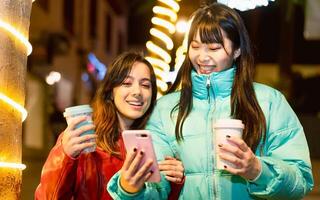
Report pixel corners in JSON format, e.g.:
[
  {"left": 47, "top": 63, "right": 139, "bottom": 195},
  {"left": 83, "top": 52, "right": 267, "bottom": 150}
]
[{"left": 107, "top": 67, "right": 314, "bottom": 200}]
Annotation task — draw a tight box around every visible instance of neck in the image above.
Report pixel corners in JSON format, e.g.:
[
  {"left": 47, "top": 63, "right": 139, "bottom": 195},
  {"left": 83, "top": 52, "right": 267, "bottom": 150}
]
[{"left": 117, "top": 112, "right": 133, "bottom": 131}]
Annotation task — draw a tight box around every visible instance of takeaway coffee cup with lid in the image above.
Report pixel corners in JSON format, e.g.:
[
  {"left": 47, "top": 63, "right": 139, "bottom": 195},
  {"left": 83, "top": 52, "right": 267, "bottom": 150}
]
[
  {"left": 213, "top": 119, "right": 244, "bottom": 169},
  {"left": 63, "top": 104, "right": 95, "bottom": 153}
]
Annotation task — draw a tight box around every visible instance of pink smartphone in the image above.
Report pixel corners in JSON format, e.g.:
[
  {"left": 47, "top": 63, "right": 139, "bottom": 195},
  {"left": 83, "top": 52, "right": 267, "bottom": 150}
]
[{"left": 122, "top": 130, "right": 161, "bottom": 182}]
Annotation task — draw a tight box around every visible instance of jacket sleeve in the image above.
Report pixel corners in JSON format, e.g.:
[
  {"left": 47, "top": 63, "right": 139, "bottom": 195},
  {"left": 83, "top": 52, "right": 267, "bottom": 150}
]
[
  {"left": 107, "top": 103, "right": 179, "bottom": 199},
  {"left": 247, "top": 92, "right": 314, "bottom": 200},
  {"left": 34, "top": 133, "right": 78, "bottom": 200}
]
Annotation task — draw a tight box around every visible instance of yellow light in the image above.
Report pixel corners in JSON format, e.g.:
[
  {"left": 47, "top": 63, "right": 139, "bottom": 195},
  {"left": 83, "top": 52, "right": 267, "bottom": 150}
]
[
  {"left": 146, "top": 56, "right": 170, "bottom": 72},
  {"left": 157, "top": 79, "right": 168, "bottom": 92},
  {"left": 153, "top": 6, "right": 177, "bottom": 22},
  {"left": 158, "top": 0, "right": 180, "bottom": 12},
  {"left": 0, "top": 162, "right": 26, "bottom": 170},
  {"left": 151, "top": 17, "right": 176, "bottom": 34},
  {"left": 154, "top": 67, "right": 167, "bottom": 78},
  {"left": 146, "top": 41, "right": 171, "bottom": 63},
  {"left": 176, "top": 19, "right": 189, "bottom": 34},
  {"left": 174, "top": 17, "right": 192, "bottom": 74},
  {"left": 0, "top": 92, "right": 28, "bottom": 122},
  {"left": 0, "top": 19, "right": 32, "bottom": 55},
  {"left": 150, "top": 28, "right": 174, "bottom": 50}
]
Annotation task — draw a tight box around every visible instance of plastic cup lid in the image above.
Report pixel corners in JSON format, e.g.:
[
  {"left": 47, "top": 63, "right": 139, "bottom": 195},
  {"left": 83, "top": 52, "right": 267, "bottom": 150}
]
[
  {"left": 214, "top": 119, "right": 244, "bottom": 129},
  {"left": 63, "top": 104, "right": 93, "bottom": 117}
]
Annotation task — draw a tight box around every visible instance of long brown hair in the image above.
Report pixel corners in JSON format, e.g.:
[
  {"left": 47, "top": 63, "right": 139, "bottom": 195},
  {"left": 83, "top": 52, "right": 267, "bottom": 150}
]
[
  {"left": 91, "top": 52, "right": 157, "bottom": 156},
  {"left": 168, "top": 3, "right": 266, "bottom": 152}
]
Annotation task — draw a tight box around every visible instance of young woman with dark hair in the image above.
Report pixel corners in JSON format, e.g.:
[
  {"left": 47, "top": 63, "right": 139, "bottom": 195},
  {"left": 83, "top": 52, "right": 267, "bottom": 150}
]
[{"left": 35, "top": 52, "right": 184, "bottom": 199}]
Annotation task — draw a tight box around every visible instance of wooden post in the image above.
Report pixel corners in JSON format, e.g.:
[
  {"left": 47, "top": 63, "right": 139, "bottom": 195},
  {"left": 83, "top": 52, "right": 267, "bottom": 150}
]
[{"left": 0, "top": 0, "right": 32, "bottom": 199}]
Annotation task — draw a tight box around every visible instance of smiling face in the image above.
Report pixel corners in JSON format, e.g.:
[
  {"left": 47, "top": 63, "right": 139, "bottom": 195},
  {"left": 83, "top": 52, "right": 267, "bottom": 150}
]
[
  {"left": 113, "top": 61, "right": 152, "bottom": 130},
  {"left": 188, "top": 30, "right": 240, "bottom": 75}
]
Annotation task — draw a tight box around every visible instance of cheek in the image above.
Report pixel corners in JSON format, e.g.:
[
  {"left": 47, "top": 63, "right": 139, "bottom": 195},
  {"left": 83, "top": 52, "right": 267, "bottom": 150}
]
[
  {"left": 113, "top": 90, "right": 124, "bottom": 107},
  {"left": 144, "top": 90, "right": 152, "bottom": 108}
]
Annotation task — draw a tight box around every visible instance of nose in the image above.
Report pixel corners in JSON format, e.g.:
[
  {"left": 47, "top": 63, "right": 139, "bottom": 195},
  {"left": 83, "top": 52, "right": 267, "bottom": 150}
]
[
  {"left": 131, "top": 83, "right": 142, "bottom": 97},
  {"left": 198, "top": 49, "right": 210, "bottom": 63}
]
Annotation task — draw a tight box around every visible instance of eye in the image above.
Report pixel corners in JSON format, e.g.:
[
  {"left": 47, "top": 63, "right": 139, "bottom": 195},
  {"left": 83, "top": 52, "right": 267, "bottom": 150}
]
[
  {"left": 141, "top": 82, "right": 151, "bottom": 89},
  {"left": 190, "top": 42, "right": 200, "bottom": 49},
  {"left": 208, "top": 44, "right": 222, "bottom": 51},
  {"left": 122, "top": 81, "right": 132, "bottom": 87},
  {"left": 209, "top": 47, "right": 220, "bottom": 51}
]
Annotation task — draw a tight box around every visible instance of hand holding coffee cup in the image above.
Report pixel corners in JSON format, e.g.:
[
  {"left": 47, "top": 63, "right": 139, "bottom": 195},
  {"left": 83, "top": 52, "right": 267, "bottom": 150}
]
[
  {"left": 214, "top": 119, "right": 261, "bottom": 180},
  {"left": 62, "top": 105, "right": 97, "bottom": 158}
]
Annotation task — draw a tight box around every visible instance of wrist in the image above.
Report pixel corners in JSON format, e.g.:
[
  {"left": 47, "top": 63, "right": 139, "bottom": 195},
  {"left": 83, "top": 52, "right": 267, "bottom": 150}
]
[
  {"left": 119, "top": 175, "right": 142, "bottom": 194},
  {"left": 248, "top": 157, "right": 262, "bottom": 181}
]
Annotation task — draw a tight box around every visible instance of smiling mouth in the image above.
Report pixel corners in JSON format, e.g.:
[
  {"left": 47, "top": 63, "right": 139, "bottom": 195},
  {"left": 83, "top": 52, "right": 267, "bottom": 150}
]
[
  {"left": 127, "top": 101, "right": 143, "bottom": 106},
  {"left": 198, "top": 65, "right": 216, "bottom": 74}
]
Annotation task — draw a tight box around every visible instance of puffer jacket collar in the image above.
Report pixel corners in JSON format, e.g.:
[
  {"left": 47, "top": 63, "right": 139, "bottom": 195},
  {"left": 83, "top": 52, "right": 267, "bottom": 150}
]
[{"left": 191, "top": 66, "right": 235, "bottom": 100}]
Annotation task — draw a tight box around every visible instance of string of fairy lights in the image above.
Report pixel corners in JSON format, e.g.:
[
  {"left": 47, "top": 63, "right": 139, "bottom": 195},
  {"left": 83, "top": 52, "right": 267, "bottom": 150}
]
[
  {"left": 0, "top": 0, "right": 36, "bottom": 171},
  {"left": 146, "top": 0, "right": 181, "bottom": 92}
]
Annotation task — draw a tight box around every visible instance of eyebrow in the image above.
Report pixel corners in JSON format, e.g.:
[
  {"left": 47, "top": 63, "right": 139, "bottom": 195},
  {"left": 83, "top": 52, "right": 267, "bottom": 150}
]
[
  {"left": 126, "top": 75, "right": 151, "bottom": 82},
  {"left": 140, "top": 78, "right": 151, "bottom": 82}
]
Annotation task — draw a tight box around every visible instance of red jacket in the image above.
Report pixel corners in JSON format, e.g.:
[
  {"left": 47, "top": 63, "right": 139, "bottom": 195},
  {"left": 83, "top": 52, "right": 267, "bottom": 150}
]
[{"left": 35, "top": 134, "right": 184, "bottom": 199}]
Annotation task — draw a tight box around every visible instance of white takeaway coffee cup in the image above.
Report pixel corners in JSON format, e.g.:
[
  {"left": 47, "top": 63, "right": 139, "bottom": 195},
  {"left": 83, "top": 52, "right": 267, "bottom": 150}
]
[
  {"left": 63, "top": 104, "right": 96, "bottom": 153},
  {"left": 214, "top": 119, "right": 244, "bottom": 170}
]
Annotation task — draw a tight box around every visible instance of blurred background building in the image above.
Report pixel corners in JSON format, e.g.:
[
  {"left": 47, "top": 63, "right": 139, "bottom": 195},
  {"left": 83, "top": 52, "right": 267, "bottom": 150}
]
[{"left": 20, "top": 0, "right": 319, "bottom": 199}]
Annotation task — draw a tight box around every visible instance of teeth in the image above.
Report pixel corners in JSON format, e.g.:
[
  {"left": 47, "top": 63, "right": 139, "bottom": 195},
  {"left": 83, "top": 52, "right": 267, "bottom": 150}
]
[{"left": 128, "top": 101, "right": 142, "bottom": 106}]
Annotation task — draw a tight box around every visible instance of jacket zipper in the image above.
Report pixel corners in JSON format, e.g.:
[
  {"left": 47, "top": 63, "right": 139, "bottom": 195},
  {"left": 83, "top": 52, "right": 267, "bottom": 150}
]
[
  {"left": 206, "top": 75, "right": 218, "bottom": 199},
  {"left": 206, "top": 76, "right": 211, "bottom": 104}
]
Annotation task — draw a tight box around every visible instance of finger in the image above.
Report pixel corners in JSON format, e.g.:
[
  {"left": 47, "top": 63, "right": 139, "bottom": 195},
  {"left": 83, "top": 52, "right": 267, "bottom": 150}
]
[
  {"left": 74, "top": 141, "right": 96, "bottom": 153},
  {"left": 158, "top": 163, "right": 183, "bottom": 173},
  {"left": 71, "top": 124, "right": 95, "bottom": 137},
  {"left": 226, "top": 136, "right": 249, "bottom": 152},
  {"left": 164, "top": 155, "right": 176, "bottom": 160},
  {"left": 72, "top": 134, "right": 97, "bottom": 145},
  {"left": 142, "top": 170, "right": 153, "bottom": 183},
  {"left": 218, "top": 143, "right": 244, "bottom": 159},
  {"left": 165, "top": 175, "right": 181, "bottom": 183},
  {"left": 219, "top": 152, "right": 243, "bottom": 169},
  {"left": 221, "top": 164, "right": 242, "bottom": 176},
  {"left": 159, "top": 159, "right": 183, "bottom": 167},
  {"left": 133, "top": 159, "right": 153, "bottom": 183},
  {"left": 122, "top": 147, "right": 137, "bottom": 170},
  {"left": 161, "top": 170, "right": 184, "bottom": 179},
  {"left": 66, "top": 116, "right": 87, "bottom": 131},
  {"left": 127, "top": 150, "right": 145, "bottom": 176}
]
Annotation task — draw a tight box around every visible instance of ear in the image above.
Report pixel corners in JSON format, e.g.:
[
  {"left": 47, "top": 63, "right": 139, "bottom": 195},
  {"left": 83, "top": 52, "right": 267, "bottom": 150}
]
[{"left": 233, "top": 48, "right": 241, "bottom": 60}]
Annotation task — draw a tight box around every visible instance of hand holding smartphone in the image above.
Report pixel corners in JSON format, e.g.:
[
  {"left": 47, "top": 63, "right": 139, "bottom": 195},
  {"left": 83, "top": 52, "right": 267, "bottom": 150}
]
[{"left": 122, "top": 130, "right": 161, "bottom": 182}]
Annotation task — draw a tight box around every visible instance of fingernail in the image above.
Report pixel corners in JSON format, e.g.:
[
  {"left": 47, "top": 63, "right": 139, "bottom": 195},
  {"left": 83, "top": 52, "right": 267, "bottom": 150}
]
[
  {"left": 218, "top": 144, "right": 223, "bottom": 147},
  {"left": 224, "top": 165, "right": 227, "bottom": 169},
  {"left": 133, "top": 148, "right": 137, "bottom": 152},
  {"left": 226, "top": 135, "right": 231, "bottom": 138},
  {"left": 140, "top": 151, "right": 144, "bottom": 155}
]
